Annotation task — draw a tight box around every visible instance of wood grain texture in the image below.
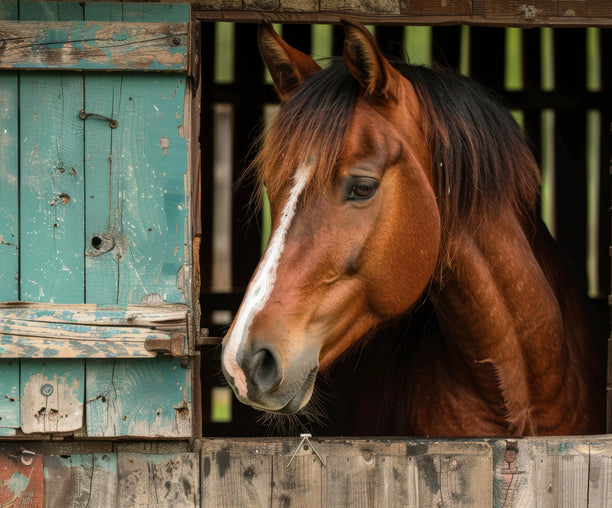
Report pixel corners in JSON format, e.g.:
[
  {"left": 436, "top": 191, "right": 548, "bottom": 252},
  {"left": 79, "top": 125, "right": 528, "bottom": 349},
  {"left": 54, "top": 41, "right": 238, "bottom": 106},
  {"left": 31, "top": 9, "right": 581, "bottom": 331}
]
[
  {"left": 0, "top": 70, "right": 19, "bottom": 300},
  {"left": 43, "top": 454, "right": 118, "bottom": 508},
  {"left": 0, "top": 306, "right": 187, "bottom": 357},
  {"left": 18, "top": 68, "right": 85, "bottom": 304},
  {"left": 20, "top": 358, "right": 84, "bottom": 434},
  {"left": 192, "top": 0, "right": 612, "bottom": 26},
  {"left": 117, "top": 452, "right": 199, "bottom": 507},
  {"left": 0, "top": 359, "right": 19, "bottom": 435},
  {"left": 83, "top": 72, "right": 189, "bottom": 306},
  {"left": 200, "top": 436, "right": 612, "bottom": 507},
  {"left": 0, "top": 21, "right": 188, "bottom": 72},
  {"left": 0, "top": 451, "right": 43, "bottom": 507},
  {"left": 81, "top": 0, "right": 191, "bottom": 308},
  {"left": 0, "top": 0, "right": 19, "bottom": 304},
  {"left": 86, "top": 357, "right": 192, "bottom": 437},
  {"left": 201, "top": 438, "right": 493, "bottom": 507},
  {"left": 491, "top": 437, "right": 612, "bottom": 507},
  {"left": 0, "top": 301, "right": 190, "bottom": 358}
]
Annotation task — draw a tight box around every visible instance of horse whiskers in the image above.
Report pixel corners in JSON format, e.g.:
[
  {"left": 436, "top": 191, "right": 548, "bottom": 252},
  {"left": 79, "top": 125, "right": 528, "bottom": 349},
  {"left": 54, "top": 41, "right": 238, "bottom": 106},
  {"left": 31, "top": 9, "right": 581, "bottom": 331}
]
[{"left": 256, "top": 382, "right": 331, "bottom": 437}]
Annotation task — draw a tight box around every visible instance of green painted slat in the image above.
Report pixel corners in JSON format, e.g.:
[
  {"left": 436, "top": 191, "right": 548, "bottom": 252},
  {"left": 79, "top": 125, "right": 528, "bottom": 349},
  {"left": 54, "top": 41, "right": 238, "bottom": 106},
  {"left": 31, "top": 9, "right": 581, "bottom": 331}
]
[
  {"left": 86, "top": 357, "right": 192, "bottom": 437},
  {"left": 0, "top": 1, "right": 19, "bottom": 302},
  {"left": 120, "top": 2, "right": 191, "bottom": 23},
  {"left": 20, "top": 358, "right": 84, "bottom": 433},
  {"left": 19, "top": 0, "right": 83, "bottom": 21},
  {"left": 19, "top": 0, "right": 86, "bottom": 304},
  {"left": 0, "top": 1, "right": 18, "bottom": 18},
  {"left": 84, "top": 73, "right": 188, "bottom": 305},
  {"left": 18, "top": 0, "right": 86, "bottom": 438},
  {"left": 0, "top": 76, "right": 19, "bottom": 302},
  {"left": 0, "top": 359, "right": 19, "bottom": 435},
  {"left": 19, "top": 71, "right": 85, "bottom": 303}
]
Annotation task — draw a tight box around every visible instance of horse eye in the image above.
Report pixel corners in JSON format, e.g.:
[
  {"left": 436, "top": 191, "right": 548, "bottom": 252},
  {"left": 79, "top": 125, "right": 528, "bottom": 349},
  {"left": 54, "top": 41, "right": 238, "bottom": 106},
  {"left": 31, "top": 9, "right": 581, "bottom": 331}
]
[{"left": 348, "top": 178, "right": 379, "bottom": 201}]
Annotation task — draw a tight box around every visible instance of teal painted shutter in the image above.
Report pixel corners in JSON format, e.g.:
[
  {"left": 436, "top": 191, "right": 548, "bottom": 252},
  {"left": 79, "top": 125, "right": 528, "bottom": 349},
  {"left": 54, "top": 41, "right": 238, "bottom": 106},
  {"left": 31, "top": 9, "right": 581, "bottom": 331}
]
[{"left": 0, "top": 1, "right": 194, "bottom": 438}]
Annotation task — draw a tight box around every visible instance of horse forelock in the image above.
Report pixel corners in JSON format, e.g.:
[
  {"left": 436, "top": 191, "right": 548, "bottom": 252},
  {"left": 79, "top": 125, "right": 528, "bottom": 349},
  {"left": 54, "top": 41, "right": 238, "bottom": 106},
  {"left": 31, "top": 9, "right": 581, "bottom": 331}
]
[{"left": 253, "top": 60, "right": 359, "bottom": 205}]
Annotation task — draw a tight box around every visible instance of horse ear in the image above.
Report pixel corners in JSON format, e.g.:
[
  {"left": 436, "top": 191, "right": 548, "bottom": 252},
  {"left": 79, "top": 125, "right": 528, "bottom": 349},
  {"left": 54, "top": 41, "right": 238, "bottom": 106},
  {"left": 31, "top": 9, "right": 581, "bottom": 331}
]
[
  {"left": 342, "top": 20, "right": 397, "bottom": 99},
  {"left": 259, "top": 22, "right": 321, "bottom": 102}
]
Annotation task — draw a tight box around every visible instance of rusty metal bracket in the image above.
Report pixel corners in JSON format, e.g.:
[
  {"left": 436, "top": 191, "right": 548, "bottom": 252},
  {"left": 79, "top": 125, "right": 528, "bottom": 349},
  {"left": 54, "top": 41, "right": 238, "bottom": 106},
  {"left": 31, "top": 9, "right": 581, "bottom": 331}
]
[
  {"left": 197, "top": 328, "right": 223, "bottom": 347},
  {"left": 79, "top": 109, "right": 118, "bottom": 129},
  {"left": 145, "top": 332, "right": 186, "bottom": 357}
]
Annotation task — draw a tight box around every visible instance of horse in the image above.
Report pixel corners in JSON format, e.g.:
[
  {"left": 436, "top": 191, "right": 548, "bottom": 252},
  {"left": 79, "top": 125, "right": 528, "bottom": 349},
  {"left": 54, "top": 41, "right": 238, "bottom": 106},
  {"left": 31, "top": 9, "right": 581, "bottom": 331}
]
[{"left": 221, "top": 20, "right": 605, "bottom": 436}]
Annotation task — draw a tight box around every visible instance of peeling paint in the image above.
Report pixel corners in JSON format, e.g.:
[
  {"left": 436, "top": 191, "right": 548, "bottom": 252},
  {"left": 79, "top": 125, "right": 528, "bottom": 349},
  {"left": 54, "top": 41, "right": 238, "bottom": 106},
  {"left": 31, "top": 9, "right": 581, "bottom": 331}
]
[
  {"left": 160, "top": 136, "right": 170, "bottom": 155},
  {"left": 5, "top": 471, "right": 29, "bottom": 498}
]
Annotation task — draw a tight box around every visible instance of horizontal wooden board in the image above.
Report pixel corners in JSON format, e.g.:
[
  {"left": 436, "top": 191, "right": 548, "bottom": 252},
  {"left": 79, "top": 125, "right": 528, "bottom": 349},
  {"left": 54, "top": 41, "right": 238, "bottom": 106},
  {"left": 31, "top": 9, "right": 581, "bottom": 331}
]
[
  {"left": 201, "top": 437, "right": 493, "bottom": 507},
  {"left": 0, "top": 21, "right": 189, "bottom": 71},
  {"left": 200, "top": 436, "right": 612, "bottom": 507},
  {"left": 0, "top": 302, "right": 188, "bottom": 358},
  {"left": 191, "top": 0, "right": 612, "bottom": 26}
]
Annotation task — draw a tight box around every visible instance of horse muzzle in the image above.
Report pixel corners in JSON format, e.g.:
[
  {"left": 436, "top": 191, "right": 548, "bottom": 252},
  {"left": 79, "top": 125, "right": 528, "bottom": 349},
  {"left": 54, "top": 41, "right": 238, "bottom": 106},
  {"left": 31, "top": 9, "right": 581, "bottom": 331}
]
[{"left": 222, "top": 341, "right": 319, "bottom": 414}]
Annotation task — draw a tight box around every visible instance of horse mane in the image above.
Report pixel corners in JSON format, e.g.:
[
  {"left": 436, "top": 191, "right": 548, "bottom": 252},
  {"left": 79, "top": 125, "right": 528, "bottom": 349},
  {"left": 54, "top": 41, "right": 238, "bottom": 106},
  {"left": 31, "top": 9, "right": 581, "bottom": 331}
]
[
  {"left": 255, "top": 59, "right": 541, "bottom": 244},
  {"left": 400, "top": 64, "right": 541, "bottom": 241}
]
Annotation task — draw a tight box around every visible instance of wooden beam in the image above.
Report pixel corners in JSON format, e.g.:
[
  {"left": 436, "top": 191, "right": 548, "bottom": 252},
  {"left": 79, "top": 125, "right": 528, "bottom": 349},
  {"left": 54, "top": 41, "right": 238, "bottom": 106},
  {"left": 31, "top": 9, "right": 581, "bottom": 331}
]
[
  {"left": 191, "top": 2, "right": 612, "bottom": 27},
  {"left": 0, "top": 21, "right": 189, "bottom": 71},
  {"left": 0, "top": 302, "right": 189, "bottom": 358}
]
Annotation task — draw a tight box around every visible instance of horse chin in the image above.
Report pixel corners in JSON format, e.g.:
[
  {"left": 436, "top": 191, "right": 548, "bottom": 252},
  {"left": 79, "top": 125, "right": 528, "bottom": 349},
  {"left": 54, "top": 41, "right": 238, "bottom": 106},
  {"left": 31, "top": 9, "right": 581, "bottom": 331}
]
[{"left": 244, "top": 366, "right": 318, "bottom": 415}]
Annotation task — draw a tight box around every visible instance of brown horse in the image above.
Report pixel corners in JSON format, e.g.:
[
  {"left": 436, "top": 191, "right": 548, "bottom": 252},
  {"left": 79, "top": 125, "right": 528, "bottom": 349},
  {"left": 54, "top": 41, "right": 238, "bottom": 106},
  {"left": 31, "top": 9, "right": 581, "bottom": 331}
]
[{"left": 221, "top": 21, "right": 605, "bottom": 436}]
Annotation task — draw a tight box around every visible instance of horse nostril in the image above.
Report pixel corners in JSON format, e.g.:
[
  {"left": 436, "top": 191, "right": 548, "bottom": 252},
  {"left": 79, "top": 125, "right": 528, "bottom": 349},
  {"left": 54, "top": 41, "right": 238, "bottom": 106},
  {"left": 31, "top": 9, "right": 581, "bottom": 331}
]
[{"left": 249, "top": 347, "right": 283, "bottom": 394}]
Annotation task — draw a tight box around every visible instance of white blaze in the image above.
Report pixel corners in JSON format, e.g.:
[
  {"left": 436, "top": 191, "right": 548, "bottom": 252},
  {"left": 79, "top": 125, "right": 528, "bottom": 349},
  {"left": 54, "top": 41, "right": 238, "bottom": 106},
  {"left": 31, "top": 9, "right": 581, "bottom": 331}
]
[{"left": 223, "top": 164, "right": 313, "bottom": 398}]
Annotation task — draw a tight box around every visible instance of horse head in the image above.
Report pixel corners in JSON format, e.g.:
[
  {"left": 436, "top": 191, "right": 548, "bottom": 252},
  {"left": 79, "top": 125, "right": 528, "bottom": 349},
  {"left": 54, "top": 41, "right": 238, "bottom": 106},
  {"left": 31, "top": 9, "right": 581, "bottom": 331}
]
[{"left": 221, "top": 21, "right": 441, "bottom": 415}]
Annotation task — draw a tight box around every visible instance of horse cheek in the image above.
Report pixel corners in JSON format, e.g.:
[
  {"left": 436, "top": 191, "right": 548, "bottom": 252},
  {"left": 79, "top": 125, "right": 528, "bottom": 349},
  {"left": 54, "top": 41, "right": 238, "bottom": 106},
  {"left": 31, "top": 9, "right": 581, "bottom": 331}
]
[{"left": 370, "top": 194, "right": 440, "bottom": 317}]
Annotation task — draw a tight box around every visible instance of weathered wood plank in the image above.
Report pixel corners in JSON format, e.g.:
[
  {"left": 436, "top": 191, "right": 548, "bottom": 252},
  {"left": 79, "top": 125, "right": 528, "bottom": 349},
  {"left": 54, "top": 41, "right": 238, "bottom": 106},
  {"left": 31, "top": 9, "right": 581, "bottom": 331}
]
[
  {"left": 244, "top": 0, "right": 319, "bottom": 12},
  {"left": 0, "top": 451, "right": 43, "bottom": 507},
  {"left": 43, "top": 454, "right": 118, "bottom": 508},
  {"left": 0, "top": 1, "right": 19, "bottom": 302},
  {"left": 191, "top": 4, "right": 612, "bottom": 27},
  {"left": 80, "top": 0, "right": 191, "bottom": 309},
  {"left": 0, "top": 301, "right": 187, "bottom": 357},
  {"left": 320, "top": 0, "right": 401, "bottom": 15},
  {"left": 202, "top": 445, "right": 271, "bottom": 507},
  {"left": 0, "top": 318, "right": 180, "bottom": 342},
  {"left": 0, "top": 359, "right": 19, "bottom": 436},
  {"left": 19, "top": 68, "right": 85, "bottom": 303},
  {"left": 201, "top": 438, "right": 492, "bottom": 507},
  {"left": 117, "top": 452, "right": 199, "bottom": 507},
  {"left": 20, "top": 358, "right": 84, "bottom": 434},
  {"left": 491, "top": 437, "right": 612, "bottom": 507},
  {"left": 83, "top": 72, "right": 190, "bottom": 306},
  {"left": 0, "top": 74, "right": 19, "bottom": 302},
  {"left": 16, "top": 0, "right": 87, "bottom": 440},
  {"left": 0, "top": 334, "right": 159, "bottom": 358},
  {"left": 0, "top": 301, "right": 188, "bottom": 324},
  {"left": 86, "top": 357, "right": 192, "bottom": 437},
  {"left": 0, "top": 21, "right": 188, "bottom": 72}
]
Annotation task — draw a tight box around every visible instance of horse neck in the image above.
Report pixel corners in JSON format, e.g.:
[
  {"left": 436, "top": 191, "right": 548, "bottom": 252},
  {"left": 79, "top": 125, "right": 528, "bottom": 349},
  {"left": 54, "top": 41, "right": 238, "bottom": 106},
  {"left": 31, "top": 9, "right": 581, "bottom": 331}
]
[{"left": 433, "top": 211, "right": 568, "bottom": 435}]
